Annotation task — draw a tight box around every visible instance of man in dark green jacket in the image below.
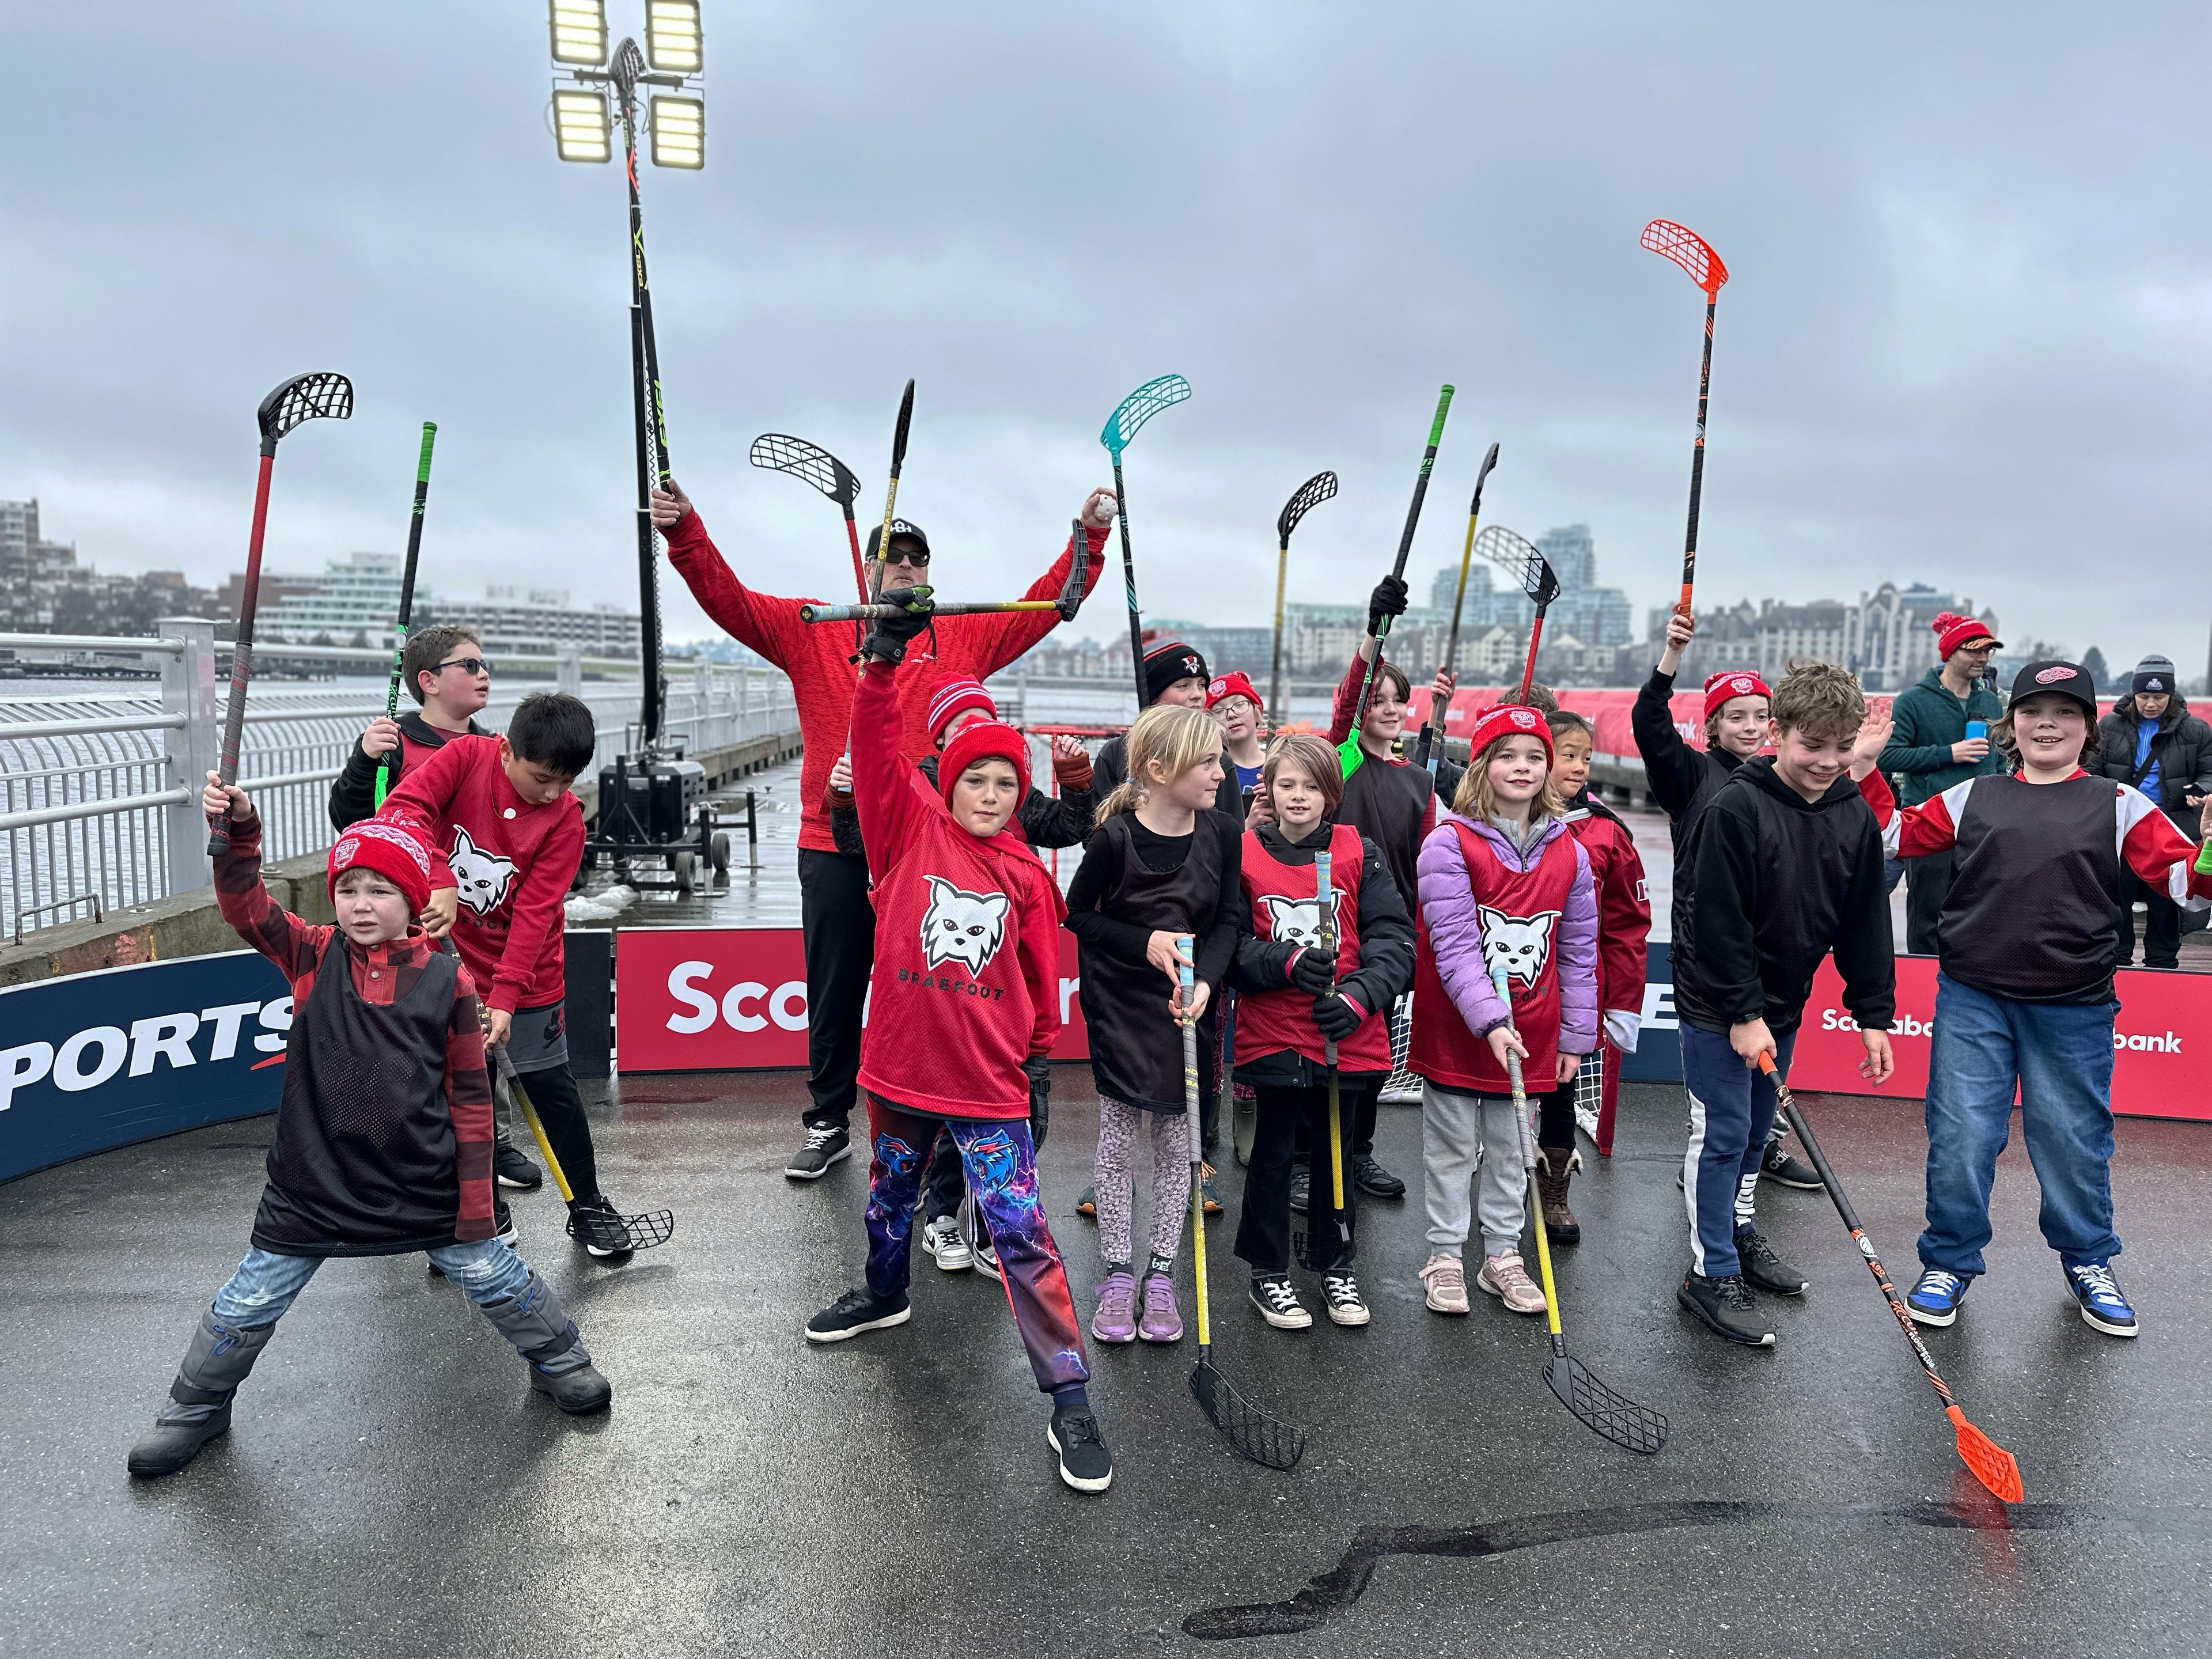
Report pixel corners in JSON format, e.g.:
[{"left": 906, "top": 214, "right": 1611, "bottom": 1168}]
[{"left": 1877, "top": 611, "right": 2006, "bottom": 953}]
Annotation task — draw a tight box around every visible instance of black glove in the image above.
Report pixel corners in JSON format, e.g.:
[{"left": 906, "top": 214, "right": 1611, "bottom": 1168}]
[
  {"left": 1367, "top": 573, "right": 1409, "bottom": 634},
  {"left": 1287, "top": 944, "right": 1338, "bottom": 994},
  {"left": 859, "top": 588, "right": 934, "bottom": 662},
  {"left": 1023, "top": 1054, "right": 1052, "bottom": 1146},
  {"left": 1312, "top": 990, "right": 1365, "bottom": 1042}
]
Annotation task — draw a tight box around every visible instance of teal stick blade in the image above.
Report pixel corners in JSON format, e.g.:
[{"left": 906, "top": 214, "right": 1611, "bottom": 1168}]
[{"left": 1101, "top": 374, "right": 1192, "bottom": 458}]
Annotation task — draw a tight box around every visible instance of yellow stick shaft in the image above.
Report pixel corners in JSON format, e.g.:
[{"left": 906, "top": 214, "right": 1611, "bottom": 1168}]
[
  {"left": 1327, "top": 1085, "right": 1346, "bottom": 1211},
  {"left": 1180, "top": 937, "right": 1210, "bottom": 1349},
  {"left": 1494, "top": 964, "right": 1565, "bottom": 1339},
  {"left": 504, "top": 1062, "right": 575, "bottom": 1204}
]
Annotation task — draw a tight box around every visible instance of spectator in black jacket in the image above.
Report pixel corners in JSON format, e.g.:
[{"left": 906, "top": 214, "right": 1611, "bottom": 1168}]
[
  {"left": 1672, "top": 662, "right": 1896, "bottom": 1349},
  {"left": 1877, "top": 612, "right": 2006, "bottom": 953},
  {"left": 327, "top": 624, "right": 491, "bottom": 832},
  {"left": 2096, "top": 654, "right": 2212, "bottom": 968},
  {"left": 1091, "top": 639, "right": 1244, "bottom": 821}
]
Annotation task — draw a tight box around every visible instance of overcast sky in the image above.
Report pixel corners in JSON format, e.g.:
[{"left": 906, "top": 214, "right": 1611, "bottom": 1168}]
[{"left": 5, "top": 4, "right": 2207, "bottom": 680}]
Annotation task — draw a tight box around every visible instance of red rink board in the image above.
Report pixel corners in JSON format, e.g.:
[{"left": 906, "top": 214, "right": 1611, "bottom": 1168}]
[
  {"left": 615, "top": 926, "right": 1091, "bottom": 1073},
  {"left": 1789, "top": 955, "right": 2205, "bottom": 1121},
  {"left": 1407, "top": 685, "right": 1896, "bottom": 763}
]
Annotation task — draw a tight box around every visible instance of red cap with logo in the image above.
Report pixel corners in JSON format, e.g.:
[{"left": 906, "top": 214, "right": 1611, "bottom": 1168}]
[
  {"left": 328, "top": 820, "right": 435, "bottom": 915},
  {"left": 1205, "top": 671, "right": 1263, "bottom": 712},
  {"left": 937, "top": 719, "right": 1032, "bottom": 806},
  {"left": 1703, "top": 669, "right": 1773, "bottom": 723},
  {"left": 1465, "top": 700, "right": 1555, "bottom": 762},
  {"left": 1932, "top": 611, "right": 2001, "bottom": 660}
]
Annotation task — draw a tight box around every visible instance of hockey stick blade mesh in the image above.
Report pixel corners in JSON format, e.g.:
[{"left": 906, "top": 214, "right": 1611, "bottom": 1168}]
[
  {"left": 566, "top": 1206, "right": 677, "bottom": 1252},
  {"left": 258, "top": 373, "right": 353, "bottom": 444},
  {"left": 1545, "top": 1352, "right": 1668, "bottom": 1455},
  {"left": 1948, "top": 1407, "right": 2025, "bottom": 1503},
  {"left": 1191, "top": 1356, "right": 1306, "bottom": 1472},
  {"left": 1101, "top": 373, "right": 1192, "bottom": 457},
  {"left": 1473, "top": 524, "right": 1559, "bottom": 604},
  {"left": 751, "top": 434, "right": 862, "bottom": 506},
  {"left": 1641, "top": 219, "right": 1729, "bottom": 297},
  {"left": 1277, "top": 470, "right": 1338, "bottom": 542}
]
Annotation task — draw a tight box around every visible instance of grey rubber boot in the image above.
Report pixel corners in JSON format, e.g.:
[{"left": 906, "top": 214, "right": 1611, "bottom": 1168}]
[
  {"left": 126, "top": 1311, "right": 278, "bottom": 1478},
  {"left": 476, "top": 1270, "right": 612, "bottom": 1414}
]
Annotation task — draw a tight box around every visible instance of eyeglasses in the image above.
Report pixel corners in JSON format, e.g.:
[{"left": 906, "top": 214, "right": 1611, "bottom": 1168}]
[
  {"left": 879, "top": 546, "right": 930, "bottom": 567},
  {"left": 433, "top": 656, "right": 494, "bottom": 677}
]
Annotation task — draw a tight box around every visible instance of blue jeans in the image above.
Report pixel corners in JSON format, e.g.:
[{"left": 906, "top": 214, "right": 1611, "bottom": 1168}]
[
  {"left": 1680, "top": 1024, "right": 1797, "bottom": 1277},
  {"left": 1919, "top": 972, "right": 2119, "bottom": 1277},
  {"left": 213, "top": 1240, "right": 534, "bottom": 1322}
]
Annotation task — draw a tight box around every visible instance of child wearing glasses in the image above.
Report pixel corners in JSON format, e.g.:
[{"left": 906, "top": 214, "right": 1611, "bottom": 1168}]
[{"left": 329, "top": 624, "right": 493, "bottom": 832}]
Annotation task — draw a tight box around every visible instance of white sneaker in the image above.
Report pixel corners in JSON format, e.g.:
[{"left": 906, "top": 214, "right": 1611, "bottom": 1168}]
[
  {"left": 961, "top": 1196, "right": 1002, "bottom": 1283},
  {"left": 920, "top": 1214, "right": 971, "bottom": 1272}
]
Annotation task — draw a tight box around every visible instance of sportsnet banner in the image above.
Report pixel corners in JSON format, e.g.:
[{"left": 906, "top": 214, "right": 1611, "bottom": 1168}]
[
  {"left": 0, "top": 950, "right": 293, "bottom": 1183},
  {"left": 615, "top": 926, "right": 1092, "bottom": 1073}
]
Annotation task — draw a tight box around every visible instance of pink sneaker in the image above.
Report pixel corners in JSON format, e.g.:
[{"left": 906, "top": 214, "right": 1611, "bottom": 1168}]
[
  {"left": 1477, "top": 1252, "right": 1547, "bottom": 1315},
  {"left": 1091, "top": 1271, "right": 1137, "bottom": 1344},
  {"left": 1138, "top": 1272, "right": 1183, "bottom": 1343},
  {"left": 1420, "top": 1251, "right": 1470, "bottom": 1315}
]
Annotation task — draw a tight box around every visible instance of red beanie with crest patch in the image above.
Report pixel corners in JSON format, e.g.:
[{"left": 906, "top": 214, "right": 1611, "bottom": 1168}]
[
  {"left": 1703, "top": 669, "right": 1772, "bottom": 723},
  {"left": 328, "top": 820, "right": 435, "bottom": 915},
  {"left": 937, "top": 719, "right": 1031, "bottom": 808},
  {"left": 1465, "top": 700, "right": 1555, "bottom": 763}
]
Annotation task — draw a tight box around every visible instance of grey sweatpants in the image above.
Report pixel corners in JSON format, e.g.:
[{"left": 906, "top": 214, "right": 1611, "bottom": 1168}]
[{"left": 1421, "top": 1082, "right": 1529, "bottom": 1259}]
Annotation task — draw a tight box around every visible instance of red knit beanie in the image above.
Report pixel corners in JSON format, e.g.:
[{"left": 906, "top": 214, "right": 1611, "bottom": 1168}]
[
  {"left": 1205, "top": 671, "right": 1263, "bottom": 712},
  {"left": 926, "top": 676, "right": 998, "bottom": 747},
  {"left": 328, "top": 820, "right": 434, "bottom": 915},
  {"left": 1931, "top": 611, "right": 2001, "bottom": 660},
  {"left": 1703, "top": 669, "right": 1772, "bottom": 723},
  {"left": 1465, "top": 700, "right": 1554, "bottom": 763},
  {"left": 938, "top": 719, "right": 1031, "bottom": 805}
]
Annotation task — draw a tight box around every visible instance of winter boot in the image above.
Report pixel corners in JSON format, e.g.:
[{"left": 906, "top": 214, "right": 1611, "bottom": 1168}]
[
  {"left": 475, "top": 1270, "right": 609, "bottom": 1412},
  {"left": 127, "top": 1310, "right": 278, "bottom": 1478},
  {"left": 1535, "top": 1145, "right": 1582, "bottom": 1245}
]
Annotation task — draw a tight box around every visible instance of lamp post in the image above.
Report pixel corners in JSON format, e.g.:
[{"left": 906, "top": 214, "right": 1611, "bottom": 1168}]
[{"left": 546, "top": 0, "right": 704, "bottom": 752}]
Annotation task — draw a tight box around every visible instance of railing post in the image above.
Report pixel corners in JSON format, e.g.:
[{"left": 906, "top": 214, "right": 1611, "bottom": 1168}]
[
  {"left": 557, "top": 646, "right": 583, "bottom": 696},
  {"left": 160, "top": 618, "right": 219, "bottom": 897}
]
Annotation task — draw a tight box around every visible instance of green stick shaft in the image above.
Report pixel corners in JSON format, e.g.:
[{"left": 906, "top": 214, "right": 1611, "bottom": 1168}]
[
  {"left": 376, "top": 421, "right": 438, "bottom": 809},
  {"left": 1344, "top": 385, "right": 1452, "bottom": 774}
]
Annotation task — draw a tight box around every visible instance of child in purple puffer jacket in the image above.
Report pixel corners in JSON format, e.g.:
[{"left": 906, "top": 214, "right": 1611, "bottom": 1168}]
[{"left": 1408, "top": 703, "right": 1597, "bottom": 1319}]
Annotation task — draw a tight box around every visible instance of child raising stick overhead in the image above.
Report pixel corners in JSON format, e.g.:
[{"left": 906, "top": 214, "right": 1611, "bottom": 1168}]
[
  {"left": 1229, "top": 732, "right": 1414, "bottom": 1331},
  {"left": 1410, "top": 702, "right": 1597, "bottom": 1320},
  {"left": 801, "top": 598, "right": 1110, "bottom": 1495},
  {"left": 1068, "top": 704, "right": 1243, "bottom": 1350},
  {"left": 127, "top": 775, "right": 609, "bottom": 1479},
  {"left": 1868, "top": 661, "right": 2212, "bottom": 1339}
]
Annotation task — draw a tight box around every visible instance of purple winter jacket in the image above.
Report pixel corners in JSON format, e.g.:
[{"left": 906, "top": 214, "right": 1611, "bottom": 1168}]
[{"left": 1416, "top": 808, "right": 1599, "bottom": 1055}]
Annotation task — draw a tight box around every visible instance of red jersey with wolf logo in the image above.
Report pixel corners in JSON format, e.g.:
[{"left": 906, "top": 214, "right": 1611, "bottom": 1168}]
[
  {"left": 1237, "top": 823, "right": 1392, "bottom": 1072},
  {"left": 1411, "top": 819, "right": 1586, "bottom": 1093},
  {"left": 377, "top": 734, "right": 585, "bottom": 1017},
  {"left": 850, "top": 661, "right": 1065, "bottom": 1119}
]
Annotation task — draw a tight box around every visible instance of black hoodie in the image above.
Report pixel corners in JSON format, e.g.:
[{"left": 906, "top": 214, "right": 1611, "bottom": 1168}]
[
  {"left": 1673, "top": 756, "right": 1895, "bottom": 1037},
  {"left": 327, "top": 710, "right": 489, "bottom": 833}
]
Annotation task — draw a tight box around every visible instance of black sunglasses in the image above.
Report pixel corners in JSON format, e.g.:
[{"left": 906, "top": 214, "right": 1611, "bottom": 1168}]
[
  {"left": 878, "top": 545, "right": 930, "bottom": 567},
  {"left": 433, "top": 656, "right": 494, "bottom": 677}
]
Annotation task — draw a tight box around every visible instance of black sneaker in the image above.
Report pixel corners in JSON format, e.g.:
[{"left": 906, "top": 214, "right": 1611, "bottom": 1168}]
[
  {"left": 1760, "top": 1138, "right": 1823, "bottom": 1190},
  {"left": 495, "top": 1140, "right": 544, "bottom": 1190},
  {"left": 786, "top": 1123, "right": 852, "bottom": 1181},
  {"left": 1734, "top": 1226, "right": 1808, "bottom": 1296},
  {"left": 1047, "top": 1406, "right": 1113, "bottom": 1494},
  {"left": 1320, "top": 1270, "right": 1371, "bottom": 1328},
  {"left": 805, "top": 1287, "right": 912, "bottom": 1343},
  {"left": 529, "top": 1361, "right": 613, "bottom": 1414},
  {"left": 126, "top": 1407, "right": 232, "bottom": 1479},
  {"left": 1353, "top": 1155, "right": 1406, "bottom": 1201},
  {"left": 1677, "top": 1271, "right": 1777, "bottom": 1346},
  {"left": 568, "top": 1195, "right": 634, "bottom": 1260},
  {"left": 1288, "top": 1166, "right": 1310, "bottom": 1215},
  {"left": 1248, "top": 1273, "right": 1313, "bottom": 1330}
]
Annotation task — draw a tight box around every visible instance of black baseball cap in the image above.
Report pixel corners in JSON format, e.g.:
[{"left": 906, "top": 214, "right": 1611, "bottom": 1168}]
[
  {"left": 2010, "top": 660, "right": 2098, "bottom": 716},
  {"left": 865, "top": 519, "right": 930, "bottom": 560}
]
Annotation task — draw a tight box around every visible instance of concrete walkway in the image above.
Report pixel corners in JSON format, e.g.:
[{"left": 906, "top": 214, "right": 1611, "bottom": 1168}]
[{"left": 7, "top": 1073, "right": 2210, "bottom": 1656}]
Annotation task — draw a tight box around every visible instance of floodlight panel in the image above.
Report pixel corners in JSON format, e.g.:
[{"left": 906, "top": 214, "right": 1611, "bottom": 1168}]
[
  {"left": 650, "top": 94, "right": 704, "bottom": 169},
  {"left": 553, "top": 88, "right": 613, "bottom": 163},
  {"left": 548, "top": 0, "right": 608, "bottom": 66},
  {"left": 645, "top": 0, "right": 703, "bottom": 73}
]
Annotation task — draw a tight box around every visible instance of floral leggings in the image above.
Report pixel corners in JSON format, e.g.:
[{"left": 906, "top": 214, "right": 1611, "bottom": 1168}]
[{"left": 1094, "top": 1097, "right": 1192, "bottom": 1271}]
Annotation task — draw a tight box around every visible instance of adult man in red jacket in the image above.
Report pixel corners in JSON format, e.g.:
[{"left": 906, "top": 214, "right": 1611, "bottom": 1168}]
[{"left": 651, "top": 478, "right": 1111, "bottom": 1179}]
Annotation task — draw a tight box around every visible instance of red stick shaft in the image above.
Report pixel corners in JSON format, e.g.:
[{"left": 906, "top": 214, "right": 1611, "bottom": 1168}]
[{"left": 209, "top": 453, "right": 276, "bottom": 854}]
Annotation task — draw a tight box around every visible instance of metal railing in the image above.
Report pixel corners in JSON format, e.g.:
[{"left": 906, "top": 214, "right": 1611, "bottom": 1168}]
[{"left": 1, "top": 623, "right": 794, "bottom": 940}]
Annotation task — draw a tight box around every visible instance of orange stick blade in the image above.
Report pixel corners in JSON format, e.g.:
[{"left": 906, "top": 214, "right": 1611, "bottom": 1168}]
[{"left": 1948, "top": 1406, "right": 2024, "bottom": 1503}]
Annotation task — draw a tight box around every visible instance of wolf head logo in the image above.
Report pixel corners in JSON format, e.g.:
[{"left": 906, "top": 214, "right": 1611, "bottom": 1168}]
[
  {"left": 1259, "top": 891, "right": 1344, "bottom": 951},
  {"left": 921, "top": 876, "right": 1009, "bottom": 975},
  {"left": 448, "top": 825, "right": 518, "bottom": 917},
  {"left": 1478, "top": 905, "right": 1559, "bottom": 990}
]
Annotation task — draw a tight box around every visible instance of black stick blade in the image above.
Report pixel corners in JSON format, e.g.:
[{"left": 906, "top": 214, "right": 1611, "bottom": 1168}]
[
  {"left": 1473, "top": 524, "right": 1560, "bottom": 605},
  {"left": 751, "top": 433, "right": 862, "bottom": 507},
  {"left": 890, "top": 378, "right": 916, "bottom": 472},
  {"left": 257, "top": 372, "right": 353, "bottom": 445},
  {"left": 565, "top": 1207, "right": 677, "bottom": 1252},
  {"left": 1545, "top": 1352, "right": 1668, "bottom": 1455},
  {"left": 1277, "top": 470, "right": 1339, "bottom": 543},
  {"left": 1191, "top": 1356, "right": 1306, "bottom": 1471}
]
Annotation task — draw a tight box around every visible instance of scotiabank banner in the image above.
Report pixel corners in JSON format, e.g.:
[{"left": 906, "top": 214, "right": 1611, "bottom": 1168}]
[
  {"left": 1790, "top": 955, "right": 2206, "bottom": 1122},
  {"left": 615, "top": 927, "right": 1091, "bottom": 1072},
  {"left": 1407, "top": 685, "right": 1895, "bottom": 764}
]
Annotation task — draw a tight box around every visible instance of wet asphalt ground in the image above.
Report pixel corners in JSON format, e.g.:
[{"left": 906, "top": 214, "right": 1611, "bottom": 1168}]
[{"left": 7, "top": 1069, "right": 2212, "bottom": 1658}]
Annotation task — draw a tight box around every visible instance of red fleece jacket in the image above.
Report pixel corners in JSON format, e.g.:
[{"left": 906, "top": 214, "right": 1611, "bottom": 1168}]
[
  {"left": 376, "top": 734, "right": 585, "bottom": 1016},
  {"left": 662, "top": 508, "right": 1107, "bottom": 854},
  {"left": 850, "top": 660, "right": 1064, "bottom": 1118}
]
